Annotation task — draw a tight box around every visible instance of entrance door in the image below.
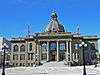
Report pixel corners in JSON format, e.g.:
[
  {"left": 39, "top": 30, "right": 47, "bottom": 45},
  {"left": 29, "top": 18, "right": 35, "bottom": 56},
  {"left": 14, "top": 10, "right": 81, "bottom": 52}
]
[
  {"left": 50, "top": 52, "right": 56, "bottom": 61},
  {"left": 51, "top": 54, "right": 55, "bottom": 61}
]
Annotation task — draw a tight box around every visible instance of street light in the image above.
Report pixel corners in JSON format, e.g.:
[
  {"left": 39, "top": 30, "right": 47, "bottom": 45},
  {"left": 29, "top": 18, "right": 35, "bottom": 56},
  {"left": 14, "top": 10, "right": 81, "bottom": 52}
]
[
  {"left": 79, "top": 42, "right": 87, "bottom": 75},
  {"left": 2, "top": 43, "right": 9, "bottom": 75}
]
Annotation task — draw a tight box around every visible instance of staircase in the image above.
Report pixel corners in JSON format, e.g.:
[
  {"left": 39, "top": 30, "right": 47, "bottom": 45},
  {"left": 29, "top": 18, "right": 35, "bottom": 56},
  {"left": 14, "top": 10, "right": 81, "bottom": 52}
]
[{"left": 41, "top": 61, "right": 66, "bottom": 67}]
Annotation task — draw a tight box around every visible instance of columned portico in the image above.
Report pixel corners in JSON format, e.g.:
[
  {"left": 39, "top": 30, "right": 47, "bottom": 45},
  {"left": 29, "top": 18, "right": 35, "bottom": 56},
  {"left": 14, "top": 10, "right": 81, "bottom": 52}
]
[{"left": 40, "top": 40, "right": 69, "bottom": 62}]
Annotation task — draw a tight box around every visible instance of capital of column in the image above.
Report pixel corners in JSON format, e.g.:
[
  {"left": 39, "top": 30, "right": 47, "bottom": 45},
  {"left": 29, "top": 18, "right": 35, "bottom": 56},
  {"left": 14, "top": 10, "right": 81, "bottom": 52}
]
[
  {"left": 57, "top": 40, "right": 60, "bottom": 42},
  {"left": 47, "top": 41, "right": 50, "bottom": 45}
]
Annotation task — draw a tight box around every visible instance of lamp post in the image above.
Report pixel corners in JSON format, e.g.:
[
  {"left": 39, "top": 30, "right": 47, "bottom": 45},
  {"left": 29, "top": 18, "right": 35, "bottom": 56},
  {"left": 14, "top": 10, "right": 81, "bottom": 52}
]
[
  {"left": 79, "top": 42, "right": 87, "bottom": 75},
  {"left": 2, "top": 43, "right": 9, "bottom": 75}
]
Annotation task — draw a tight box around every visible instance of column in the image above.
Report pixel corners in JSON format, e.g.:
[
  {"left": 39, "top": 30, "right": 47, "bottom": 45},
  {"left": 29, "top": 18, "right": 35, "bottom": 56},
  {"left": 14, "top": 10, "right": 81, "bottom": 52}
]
[
  {"left": 69, "top": 41, "right": 72, "bottom": 62},
  {"left": 18, "top": 44, "right": 20, "bottom": 66},
  {"left": 39, "top": 44, "right": 42, "bottom": 61},
  {"left": 66, "top": 41, "right": 68, "bottom": 62},
  {"left": 11, "top": 44, "right": 14, "bottom": 64},
  {"left": 36, "top": 42, "right": 40, "bottom": 66},
  {"left": 47, "top": 41, "right": 49, "bottom": 62},
  {"left": 25, "top": 41, "right": 28, "bottom": 66},
  {"left": 34, "top": 42, "right": 36, "bottom": 62},
  {"left": 57, "top": 41, "right": 59, "bottom": 61},
  {"left": 37, "top": 43, "right": 40, "bottom": 61}
]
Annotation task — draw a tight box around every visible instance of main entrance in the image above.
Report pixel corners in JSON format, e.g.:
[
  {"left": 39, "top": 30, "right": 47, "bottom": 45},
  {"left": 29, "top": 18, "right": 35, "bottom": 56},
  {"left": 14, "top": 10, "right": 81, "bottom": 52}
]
[
  {"left": 50, "top": 51, "right": 56, "bottom": 61},
  {"left": 51, "top": 54, "right": 55, "bottom": 61}
]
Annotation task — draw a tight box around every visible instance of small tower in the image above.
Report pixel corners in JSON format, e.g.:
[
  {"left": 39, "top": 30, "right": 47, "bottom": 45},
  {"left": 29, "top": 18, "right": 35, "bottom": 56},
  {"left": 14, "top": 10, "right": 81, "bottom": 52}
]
[
  {"left": 51, "top": 11, "right": 58, "bottom": 20},
  {"left": 44, "top": 12, "right": 65, "bottom": 32}
]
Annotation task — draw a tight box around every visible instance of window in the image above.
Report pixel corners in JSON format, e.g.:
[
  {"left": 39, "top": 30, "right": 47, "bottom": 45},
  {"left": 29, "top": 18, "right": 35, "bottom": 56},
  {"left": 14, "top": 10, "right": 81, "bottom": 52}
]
[
  {"left": 78, "top": 54, "right": 79, "bottom": 59},
  {"left": 60, "top": 53, "right": 65, "bottom": 60},
  {"left": 74, "top": 43, "right": 78, "bottom": 50},
  {"left": 50, "top": 43, "right": 56, "bottom": 50},
  {"left": 60, "top": 43, "right": 65, "bottom": 50},
  {"left": 84, "top": 53, "right": 89, "bottom": 59},
  {"left": 91, "top": 54, "right": 96, "bottom": 59},
  {"left": 41, "top": 54, "right": 47, "bottom": 60},
  {"left": 68, "top": 53, "right": 70, "bottom": 61},
  {"left": 20, "top": 54, "right": 25, "bottom": 60},
  {"left": 28, "top": 53, "right": 34, "bottom": 60},
  {"left": 42, "top": 43, "right": 47, "bottom": 51},
  {"left": 20, "top": 45, "right": 25, "bottom": 52},
  {"left": 31, "top": 53, "right": 34, "bottom": 60},
  {"left": 13, "top": 54, "right": 18, "bottom": 60},
  {"left": 28, "top": 53, "right": 30, "bottom": 60},
  {"left": 13, "top": 45, "right": 18, "bottom": 52},
  {"left": 29, "top": 43, "right": 32, "bottom": 51},
  {"left": 90, "top": 43, "right": 95, "bottom": 50},
  {"left": 74, "top": 53, "right": 76, "bottom": 60}
]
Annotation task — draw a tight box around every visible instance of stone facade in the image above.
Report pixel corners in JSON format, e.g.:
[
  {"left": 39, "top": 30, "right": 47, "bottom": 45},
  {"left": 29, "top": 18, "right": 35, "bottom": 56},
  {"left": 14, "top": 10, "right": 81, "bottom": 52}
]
[{"left": 10, "top": 12, "right": 99, "bottom": 66}]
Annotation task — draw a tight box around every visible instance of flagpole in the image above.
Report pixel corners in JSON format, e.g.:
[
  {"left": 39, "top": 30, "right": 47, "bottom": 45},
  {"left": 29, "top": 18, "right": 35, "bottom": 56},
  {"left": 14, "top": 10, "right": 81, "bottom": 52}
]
[{"left": 28, "top": 25, "right": 30, "bottom": 36}]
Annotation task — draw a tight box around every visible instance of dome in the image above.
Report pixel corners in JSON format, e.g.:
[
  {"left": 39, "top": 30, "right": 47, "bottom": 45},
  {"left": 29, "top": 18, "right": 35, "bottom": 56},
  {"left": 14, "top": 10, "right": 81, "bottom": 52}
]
[{"left": 44, "top": 12, "right": 65, "bottom": 33}]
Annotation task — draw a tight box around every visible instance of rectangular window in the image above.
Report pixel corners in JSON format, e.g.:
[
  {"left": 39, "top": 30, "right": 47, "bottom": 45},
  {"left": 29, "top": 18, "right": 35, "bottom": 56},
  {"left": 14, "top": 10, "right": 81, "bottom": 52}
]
[
  {"left": 68, "top": 53, "right": 70, "bottom": 61},
  {"left": 75, "top": 44, "right": 78, "bottom": 50},
  {"left": 74, "top": 53, "right": 76, "bottom": 60},
  {"left": 28, "top": 53, "right": 30, "bottom": 60},
  {"left": 29, "top": 43, "right": 32, "bottom": 51},
  {"left": 20, "top": 54, "right": 25, "bottom": 60},
  {"left": 31, "top": 53, "right": 34, "bottom": 60},
  {"left": 42, "top": 54, "right": 47, "bottom": 60},
  {"left": 13, "top": 54, "right": 18, "bottom": 60},
  {"left": 60, "top": 43, "right": 65, "bottom": 51},
  {"left": 78, "top": 54, "right": 79, "bottom": 59}
]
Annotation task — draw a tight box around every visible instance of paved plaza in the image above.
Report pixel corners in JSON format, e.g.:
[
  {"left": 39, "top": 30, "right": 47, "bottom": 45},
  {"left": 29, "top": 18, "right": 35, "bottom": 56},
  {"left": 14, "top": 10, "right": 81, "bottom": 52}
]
[{"left": 0, "top": 62, "right": 100, "bottom": 75}]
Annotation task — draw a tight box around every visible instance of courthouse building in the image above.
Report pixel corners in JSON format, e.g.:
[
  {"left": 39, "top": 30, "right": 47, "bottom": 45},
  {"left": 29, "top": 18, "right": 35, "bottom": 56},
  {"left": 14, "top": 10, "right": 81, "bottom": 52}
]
[{"left": 10, "top": 12, "right": 99, "bottom": 66}]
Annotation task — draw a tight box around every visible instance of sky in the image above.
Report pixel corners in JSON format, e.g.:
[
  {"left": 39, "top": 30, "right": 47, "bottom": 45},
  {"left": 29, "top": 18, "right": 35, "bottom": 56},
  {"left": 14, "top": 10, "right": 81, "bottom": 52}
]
[{"left": 0, "top": 0, "right": 100, "bottom": 49}]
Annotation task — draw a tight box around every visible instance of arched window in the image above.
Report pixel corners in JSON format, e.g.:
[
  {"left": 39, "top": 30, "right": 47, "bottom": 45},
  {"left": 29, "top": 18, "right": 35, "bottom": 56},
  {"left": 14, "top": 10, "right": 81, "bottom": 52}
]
[
  {"left": 60, "top": 43, "right": 65, "bottom": 50},
  {"left": 20, "top": 45, "right": 25, "bottom": 52},
  {"left": 13, "top": 45, "right": 18, "bottom": 52},
  {"left": 50, "top": 43, "right": 56, "bottom": 50},
  {"left": 74, "top": 43, "right": 78, "bottom": 50},
  {"left": 42, "top": 43, "right": 47, "bottom": 51},
  {"left": 29, "top": 43, "right": 32, "bottom": 51}
]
